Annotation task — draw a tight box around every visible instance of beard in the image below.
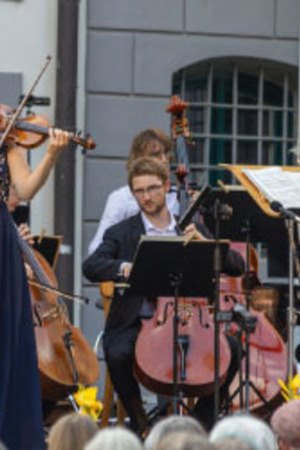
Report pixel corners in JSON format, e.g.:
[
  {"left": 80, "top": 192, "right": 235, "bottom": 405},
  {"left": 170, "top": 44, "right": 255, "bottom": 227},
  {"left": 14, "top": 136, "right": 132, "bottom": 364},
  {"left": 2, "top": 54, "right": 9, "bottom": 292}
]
[{"left": 140, "top": 199, "right": 166, "bottom": 217}]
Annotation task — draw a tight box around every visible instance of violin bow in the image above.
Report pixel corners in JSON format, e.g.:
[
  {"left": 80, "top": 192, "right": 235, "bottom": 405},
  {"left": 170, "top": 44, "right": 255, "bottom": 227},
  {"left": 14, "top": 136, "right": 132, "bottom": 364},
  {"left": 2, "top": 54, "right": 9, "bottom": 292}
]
[{"left": 0, "top": 55, "right": 52, "bottom": 149}]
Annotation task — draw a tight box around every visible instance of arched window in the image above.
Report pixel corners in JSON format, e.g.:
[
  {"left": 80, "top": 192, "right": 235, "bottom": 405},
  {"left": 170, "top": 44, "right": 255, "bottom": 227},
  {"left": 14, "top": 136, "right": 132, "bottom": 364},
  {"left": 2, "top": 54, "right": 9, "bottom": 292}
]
[{"left": 172, "top": 58, "right": 297, "bottom": 186}]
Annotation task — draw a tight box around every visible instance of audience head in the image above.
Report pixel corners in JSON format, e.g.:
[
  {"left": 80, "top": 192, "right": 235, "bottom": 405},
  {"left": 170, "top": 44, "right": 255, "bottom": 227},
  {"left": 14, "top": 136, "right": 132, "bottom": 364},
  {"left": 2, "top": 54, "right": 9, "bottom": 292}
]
[
  {"left": 84, "top": 426, "right": 143, "bottom": 450},
  {"left": 213, "top": 436, "right": 254, "bottom": 450},
  {"left": 271, "top": 399, "right": 300, "bottom": 449},
  {"left": 144, "top": 415, "right": 206, "bottom": 450},
  {"left": 209, "top": 414, "right": 277, "bottom": 450},
  {"left": 127, "top": 129, "right": 173, "bottom": 170},
  {"left": 156, "top": 431, "right": 214, "bottom": 450},
  {"left": 47, "top": 412, "right": 98, "bottom": 450},
  {"left": 128, "top": 157, "right": 169, "bottom": 191},
  {"left": 0, "top": 440, "right": 7, "bottom": 450}
]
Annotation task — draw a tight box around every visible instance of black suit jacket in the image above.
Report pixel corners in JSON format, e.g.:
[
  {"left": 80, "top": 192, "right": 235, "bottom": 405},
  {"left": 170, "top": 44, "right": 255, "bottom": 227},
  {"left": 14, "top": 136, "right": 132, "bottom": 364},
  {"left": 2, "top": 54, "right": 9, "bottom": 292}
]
[{"left": 83, "top": 213, "right": 146, "bottom": 342}]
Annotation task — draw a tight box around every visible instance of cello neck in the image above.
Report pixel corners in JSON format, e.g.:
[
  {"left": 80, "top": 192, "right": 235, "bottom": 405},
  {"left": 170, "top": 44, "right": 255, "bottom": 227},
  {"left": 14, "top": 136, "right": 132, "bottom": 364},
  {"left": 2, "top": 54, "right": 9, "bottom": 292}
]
[{"left": 15, "top": 226, "right": 49, "bottom": 285}]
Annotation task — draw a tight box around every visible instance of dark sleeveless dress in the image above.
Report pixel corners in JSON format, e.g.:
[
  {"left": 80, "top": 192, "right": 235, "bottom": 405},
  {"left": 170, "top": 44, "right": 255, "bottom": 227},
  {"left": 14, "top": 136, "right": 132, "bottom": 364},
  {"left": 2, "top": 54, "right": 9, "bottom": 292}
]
[{"left": 0, "top": 147, "right": 45, "bottom": 449}]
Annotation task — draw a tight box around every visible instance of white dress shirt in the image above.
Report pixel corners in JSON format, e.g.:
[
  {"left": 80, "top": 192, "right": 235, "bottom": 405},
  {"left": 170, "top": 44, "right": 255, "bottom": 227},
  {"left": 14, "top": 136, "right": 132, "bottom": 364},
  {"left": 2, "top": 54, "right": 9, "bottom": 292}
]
[{"left": 141, "top": 211, "right": 178, "bottom": 237}]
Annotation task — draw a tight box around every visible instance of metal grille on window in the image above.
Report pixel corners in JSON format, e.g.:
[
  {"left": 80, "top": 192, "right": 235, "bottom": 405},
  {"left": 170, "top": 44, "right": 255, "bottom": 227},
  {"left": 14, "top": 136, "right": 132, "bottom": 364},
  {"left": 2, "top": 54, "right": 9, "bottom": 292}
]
[{"left": 172, "top": 58, "right": 297, "bottom": 188}]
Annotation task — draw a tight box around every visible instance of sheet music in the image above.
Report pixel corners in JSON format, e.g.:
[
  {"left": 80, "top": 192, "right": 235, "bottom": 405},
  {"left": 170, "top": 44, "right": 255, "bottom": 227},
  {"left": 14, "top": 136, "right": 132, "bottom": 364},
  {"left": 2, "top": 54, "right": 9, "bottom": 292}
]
[{"left": 242, "top": 167, "right": 300, "bottom": 209}]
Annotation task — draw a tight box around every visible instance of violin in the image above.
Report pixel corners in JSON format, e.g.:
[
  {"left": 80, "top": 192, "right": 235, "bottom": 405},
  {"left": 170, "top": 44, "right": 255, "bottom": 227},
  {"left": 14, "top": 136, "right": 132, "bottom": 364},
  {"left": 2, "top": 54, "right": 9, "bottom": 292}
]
[
  {"left": 0, "top": 103, "right": 95, "bottom": 150},
  {"left": 18, "top": 234, "right": 100, "bottom": 402}
]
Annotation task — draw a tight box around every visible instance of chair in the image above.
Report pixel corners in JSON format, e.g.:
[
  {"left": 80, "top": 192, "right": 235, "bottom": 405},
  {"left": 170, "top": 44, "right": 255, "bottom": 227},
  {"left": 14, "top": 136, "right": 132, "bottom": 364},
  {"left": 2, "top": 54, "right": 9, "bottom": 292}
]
[{"left": 98, "top": 281, "right": 126, "bottom": 427}]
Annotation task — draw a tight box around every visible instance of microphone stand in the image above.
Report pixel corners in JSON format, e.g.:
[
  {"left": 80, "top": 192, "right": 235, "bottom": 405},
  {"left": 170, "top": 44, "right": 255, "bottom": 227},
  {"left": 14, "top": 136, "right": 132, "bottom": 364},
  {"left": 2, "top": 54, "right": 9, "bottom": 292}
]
[
  {"left": 271, "top": 202, "right": 300, "bottom": 377},
  {"left": 213, "top": 198, "right": 223, "bottom": 423},
  {"left": 285, "top": 219, "right": 300, "bottom": 378}
]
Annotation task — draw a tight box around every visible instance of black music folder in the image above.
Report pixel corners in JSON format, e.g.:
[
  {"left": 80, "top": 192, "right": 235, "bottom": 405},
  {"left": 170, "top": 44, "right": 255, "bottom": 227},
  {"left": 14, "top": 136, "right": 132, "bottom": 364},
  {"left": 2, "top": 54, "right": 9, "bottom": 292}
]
[{"left": 127, "top": 236, "right": 229, "bottom": 298}]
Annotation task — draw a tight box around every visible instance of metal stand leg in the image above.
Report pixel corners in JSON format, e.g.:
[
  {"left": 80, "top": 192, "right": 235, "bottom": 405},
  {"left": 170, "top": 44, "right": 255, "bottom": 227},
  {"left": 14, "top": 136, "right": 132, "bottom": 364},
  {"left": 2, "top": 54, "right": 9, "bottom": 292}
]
[
  {"left": 170, "top": 272, "right": 190, "bottom": 415},
  {"left": 287, "top": 220, "right": 296, "bottom": 378}
]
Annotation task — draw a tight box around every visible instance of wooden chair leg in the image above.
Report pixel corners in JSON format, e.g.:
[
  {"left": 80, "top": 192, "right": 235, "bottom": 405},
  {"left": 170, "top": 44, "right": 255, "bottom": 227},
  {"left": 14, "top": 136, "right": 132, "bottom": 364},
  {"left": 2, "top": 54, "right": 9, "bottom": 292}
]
[
  {"left": 117, "top": 399, "right": 126, "bottom": 424},
  {"left": 100, "top": 370, "right": 114, "bottom": 428},
  {"left": 98, "top": 284, "right": 126, "bottom": 427},
  {"left": 100, "top": 368, "right": 126, "bottom": 427}
]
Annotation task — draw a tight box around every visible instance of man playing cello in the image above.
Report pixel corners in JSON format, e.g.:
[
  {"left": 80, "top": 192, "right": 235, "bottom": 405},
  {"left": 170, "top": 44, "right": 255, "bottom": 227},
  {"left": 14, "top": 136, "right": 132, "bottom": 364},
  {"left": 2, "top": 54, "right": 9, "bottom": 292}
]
[{"left": 83, "top": 157, "right": 244, "bottom": 435}]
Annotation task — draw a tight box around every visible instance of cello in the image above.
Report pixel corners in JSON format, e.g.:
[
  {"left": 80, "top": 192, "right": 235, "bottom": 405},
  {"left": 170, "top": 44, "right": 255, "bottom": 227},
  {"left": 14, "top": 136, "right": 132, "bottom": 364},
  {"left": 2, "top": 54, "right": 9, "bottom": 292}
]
[
  {"left": 18, "top": 233, "right": 100, "bottom": 402},
  {"left": 135, "top": 295, "right": 231, "bottom": 398}
]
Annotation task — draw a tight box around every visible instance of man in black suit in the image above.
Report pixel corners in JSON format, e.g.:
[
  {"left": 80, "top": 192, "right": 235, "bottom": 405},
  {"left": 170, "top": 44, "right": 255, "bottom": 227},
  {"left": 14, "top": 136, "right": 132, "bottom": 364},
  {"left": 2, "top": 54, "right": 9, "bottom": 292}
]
[{"left": 83, "top": 157, "right": 244, "bottom": 434}]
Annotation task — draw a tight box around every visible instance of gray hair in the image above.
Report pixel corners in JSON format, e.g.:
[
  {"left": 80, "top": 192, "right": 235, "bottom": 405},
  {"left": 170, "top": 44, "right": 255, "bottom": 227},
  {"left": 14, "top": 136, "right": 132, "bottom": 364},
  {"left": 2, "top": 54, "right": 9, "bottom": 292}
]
[
  {"left": 209, "top": 415, "right": 278, "bottom": 450},
  {"left": 156, "top": 432, "right": 214, "bottom": 450},
  {"left": 144, "top": 415, "right": 206, "bottom": 450},
  {"left": 0, "top": 440, "right": 7, "bottom": 450},
  {"left": 84, "top": 426, "right": 143, "bottom": 450},
  {"left": 213, "top": 436, "right": 254, "bottom": 450}
]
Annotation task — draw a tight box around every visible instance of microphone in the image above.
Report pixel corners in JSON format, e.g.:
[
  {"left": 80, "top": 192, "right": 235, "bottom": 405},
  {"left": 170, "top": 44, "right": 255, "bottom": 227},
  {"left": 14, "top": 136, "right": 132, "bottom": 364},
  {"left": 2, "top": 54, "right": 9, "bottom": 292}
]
[{"left": 270, "top": 201, "right": 300, "bottom": 223}]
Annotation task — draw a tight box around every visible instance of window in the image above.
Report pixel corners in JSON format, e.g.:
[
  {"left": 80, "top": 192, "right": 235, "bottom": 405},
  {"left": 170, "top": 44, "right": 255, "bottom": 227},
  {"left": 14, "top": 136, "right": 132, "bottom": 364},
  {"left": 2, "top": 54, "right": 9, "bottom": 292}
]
[{"left": 172, "top": 58, "right": 297, "bottom": 187}]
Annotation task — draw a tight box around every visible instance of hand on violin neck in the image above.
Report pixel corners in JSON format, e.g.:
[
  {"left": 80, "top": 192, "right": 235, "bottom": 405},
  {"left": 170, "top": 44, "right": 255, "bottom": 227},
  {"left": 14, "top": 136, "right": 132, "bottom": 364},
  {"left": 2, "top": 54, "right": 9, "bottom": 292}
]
[
  {"left": 46, "top": 128, "right": 70, "bottom": 159},
  {"left": 183, "top": 222, "right": 207, "bottom": 245}
]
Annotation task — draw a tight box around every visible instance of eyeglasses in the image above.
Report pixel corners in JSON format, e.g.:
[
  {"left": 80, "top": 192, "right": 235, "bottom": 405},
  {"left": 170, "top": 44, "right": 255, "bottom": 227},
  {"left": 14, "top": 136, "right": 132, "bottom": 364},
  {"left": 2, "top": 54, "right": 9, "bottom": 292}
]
[{"left": 133, "top": 184, "right": 163, "bottom": 197}]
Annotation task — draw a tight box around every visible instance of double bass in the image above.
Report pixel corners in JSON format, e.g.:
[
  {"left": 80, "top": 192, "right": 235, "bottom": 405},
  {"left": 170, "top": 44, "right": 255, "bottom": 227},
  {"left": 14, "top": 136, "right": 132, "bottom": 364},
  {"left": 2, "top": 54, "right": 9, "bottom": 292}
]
[{"left": 18, "top": 234, "right": 100, "bottom": 402}]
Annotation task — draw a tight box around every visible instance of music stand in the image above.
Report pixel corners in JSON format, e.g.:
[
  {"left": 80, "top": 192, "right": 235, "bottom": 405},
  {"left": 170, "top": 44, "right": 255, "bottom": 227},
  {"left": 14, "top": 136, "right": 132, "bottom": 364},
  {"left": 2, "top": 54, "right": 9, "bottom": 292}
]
[{"left": 128, "top": 236, "right": 230, "bottom": 413}]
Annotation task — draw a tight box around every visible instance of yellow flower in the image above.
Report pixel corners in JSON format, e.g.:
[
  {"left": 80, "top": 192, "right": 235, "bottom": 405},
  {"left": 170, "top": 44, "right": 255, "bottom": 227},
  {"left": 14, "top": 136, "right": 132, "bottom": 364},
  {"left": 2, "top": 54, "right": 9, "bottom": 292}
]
[
  {"left": 290, "top": 374, "right": 300, "bottom": 391},
  {"left": 74, "top": 384, "right": 103, "bottom": 421},
  {"left": 278, "top": 375, "right": 300, "bottom": 402}
]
